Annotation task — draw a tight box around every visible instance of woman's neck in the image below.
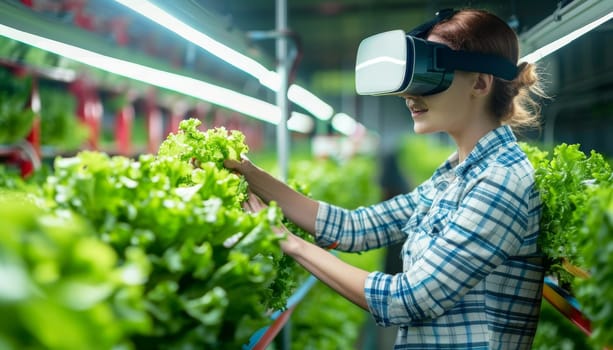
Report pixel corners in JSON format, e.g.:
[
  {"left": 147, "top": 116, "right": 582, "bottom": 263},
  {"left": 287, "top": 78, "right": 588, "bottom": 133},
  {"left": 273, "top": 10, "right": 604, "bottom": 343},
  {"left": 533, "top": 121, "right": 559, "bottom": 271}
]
[{"left": 451, "top": 118, "right": 500, "bottom": 163}]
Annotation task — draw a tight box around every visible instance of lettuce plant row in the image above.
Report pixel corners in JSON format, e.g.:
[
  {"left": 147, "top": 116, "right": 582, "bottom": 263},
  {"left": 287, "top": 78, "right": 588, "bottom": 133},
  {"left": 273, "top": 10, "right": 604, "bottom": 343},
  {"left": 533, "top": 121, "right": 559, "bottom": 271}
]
[
  {"left": 1, "top": 119, "right": 304, "bottom": 349},
  {"left": 521, "top": 142, "right": 612, "bottom": 348}
]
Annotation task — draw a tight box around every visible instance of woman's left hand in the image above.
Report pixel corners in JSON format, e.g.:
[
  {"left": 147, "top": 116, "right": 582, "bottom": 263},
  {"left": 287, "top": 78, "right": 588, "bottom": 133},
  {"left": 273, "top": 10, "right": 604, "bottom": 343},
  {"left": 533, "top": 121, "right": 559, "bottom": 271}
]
[
  {"left": 243, "top": 190, "right": 268, "bottom": 213},
  {"left": 243, "top": 191, "right": 300, "bottom": 254},
  {"left": 244, "top": 193, "right": 369, "bottom": 310}
]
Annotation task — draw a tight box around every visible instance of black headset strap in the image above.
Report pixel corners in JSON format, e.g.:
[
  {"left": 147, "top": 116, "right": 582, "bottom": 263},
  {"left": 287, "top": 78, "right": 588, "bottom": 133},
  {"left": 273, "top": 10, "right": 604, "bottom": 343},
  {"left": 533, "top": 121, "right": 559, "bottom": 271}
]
[
  {"left": 409, "top": 9, "right": 519, "bottom": 80},
  {"left": 408, "top": 8, "right": 458, "bottom": 38},
  {"left": 436, "top": 46, "right": 519, "bottom": 81}
]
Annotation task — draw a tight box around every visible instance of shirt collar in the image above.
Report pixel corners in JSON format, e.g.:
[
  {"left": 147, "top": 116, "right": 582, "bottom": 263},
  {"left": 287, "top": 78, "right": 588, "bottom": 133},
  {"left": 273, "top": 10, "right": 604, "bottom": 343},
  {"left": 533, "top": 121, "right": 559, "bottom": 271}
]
[
  {"left": 454, "top": 125, "right": 517, "bottom": 177},
  {"left": 430, "top": 125, "right": 517, "bottom": 184},
  {"left": 430, "top": 152, "right": 458, "bottom": 192}
]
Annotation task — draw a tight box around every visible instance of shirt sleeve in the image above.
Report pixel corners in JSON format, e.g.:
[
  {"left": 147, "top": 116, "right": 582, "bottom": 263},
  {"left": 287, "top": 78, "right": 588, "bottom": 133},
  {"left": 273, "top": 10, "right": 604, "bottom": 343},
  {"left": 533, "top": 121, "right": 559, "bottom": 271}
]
[
  {"left": 364, "top": 166, "right": 531, "bottom": 326},
  {"left": 314, "top": 184, "right": 425, "bottom": 252}
]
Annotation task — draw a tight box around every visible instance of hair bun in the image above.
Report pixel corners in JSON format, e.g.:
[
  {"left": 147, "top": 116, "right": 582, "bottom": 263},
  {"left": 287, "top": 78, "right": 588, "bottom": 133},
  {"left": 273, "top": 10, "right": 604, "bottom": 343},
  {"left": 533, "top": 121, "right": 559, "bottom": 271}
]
[{"left": 515, "top": 62, "right": 538, "bottom": 88}]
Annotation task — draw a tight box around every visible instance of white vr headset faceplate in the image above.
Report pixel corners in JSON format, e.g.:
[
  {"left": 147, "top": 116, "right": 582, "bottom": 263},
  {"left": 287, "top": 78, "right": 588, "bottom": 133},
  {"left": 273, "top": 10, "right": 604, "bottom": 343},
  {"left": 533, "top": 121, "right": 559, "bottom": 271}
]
[{"left": 355, "top": 30, "right": 412, "bottom": 95}]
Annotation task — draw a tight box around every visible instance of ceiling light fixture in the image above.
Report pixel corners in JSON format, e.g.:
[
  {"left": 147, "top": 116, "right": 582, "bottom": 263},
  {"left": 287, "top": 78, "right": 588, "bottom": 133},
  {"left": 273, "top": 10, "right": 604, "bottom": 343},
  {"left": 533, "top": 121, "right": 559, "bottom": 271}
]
[
  {"left": 0, "top": 23, "right": 313, "bottom": 133},
  {"left": 114, "top": 0, "right": 272, "bottom": 80},
  {"left": 114, "top": 0, "right": 334, "bottom": 121},
  {"left": 288, "top": 112, "right": 315, "bottom": 134},
  {"left": 331, "top": 113, "right": 363, "bottom": 136},
  {"left": 520, "top": 9, "right": 612, "bottom": 63},
  {"left": 287, "top": 85, "right": 334, "bottom": 120}
]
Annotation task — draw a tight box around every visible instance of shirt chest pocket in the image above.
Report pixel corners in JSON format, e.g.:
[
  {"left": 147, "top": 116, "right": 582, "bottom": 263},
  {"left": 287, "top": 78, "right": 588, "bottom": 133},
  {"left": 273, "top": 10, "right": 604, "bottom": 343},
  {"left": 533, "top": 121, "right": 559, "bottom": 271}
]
[
  {"left": 419, "top": 180, "right": 462, "bottom": 237},
  {"left": 401, "top": 206, "right": 454, "bottom": 269},
  {"left": 419, "top": 206, "right": 453, "bottom": 237}
]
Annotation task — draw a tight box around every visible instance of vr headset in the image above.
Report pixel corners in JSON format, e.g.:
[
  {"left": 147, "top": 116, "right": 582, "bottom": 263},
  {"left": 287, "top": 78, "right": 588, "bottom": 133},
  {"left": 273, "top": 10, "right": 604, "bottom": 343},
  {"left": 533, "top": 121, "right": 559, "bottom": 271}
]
[{"left": 355, "top": 9, "right": 518, "bottom": 96}]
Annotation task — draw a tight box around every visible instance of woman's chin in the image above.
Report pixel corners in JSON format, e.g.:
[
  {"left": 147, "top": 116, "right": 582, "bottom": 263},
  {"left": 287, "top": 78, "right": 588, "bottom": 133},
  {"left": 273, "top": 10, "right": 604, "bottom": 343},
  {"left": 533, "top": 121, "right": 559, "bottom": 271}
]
[{"left": 413, "top": 123, "right": 433, "bottom": 134}]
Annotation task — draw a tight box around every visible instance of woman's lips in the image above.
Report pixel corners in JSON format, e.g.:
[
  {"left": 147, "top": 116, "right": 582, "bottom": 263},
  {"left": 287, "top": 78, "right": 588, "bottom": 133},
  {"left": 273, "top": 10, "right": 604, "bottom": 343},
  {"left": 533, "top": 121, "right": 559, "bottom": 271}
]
[
  {"left": 410, "top": 107, "right": 428, "bottom": 118},
  {"left": 406, "top": 99, "right": 428, "bottom": 118}
]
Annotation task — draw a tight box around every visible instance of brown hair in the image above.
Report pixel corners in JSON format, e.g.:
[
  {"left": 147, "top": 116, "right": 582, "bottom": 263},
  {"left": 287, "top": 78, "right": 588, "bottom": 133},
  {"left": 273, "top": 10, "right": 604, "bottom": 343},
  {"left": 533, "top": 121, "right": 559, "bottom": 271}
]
[{"left": 429, "top": 9, "right": 546, "bottom": 131}]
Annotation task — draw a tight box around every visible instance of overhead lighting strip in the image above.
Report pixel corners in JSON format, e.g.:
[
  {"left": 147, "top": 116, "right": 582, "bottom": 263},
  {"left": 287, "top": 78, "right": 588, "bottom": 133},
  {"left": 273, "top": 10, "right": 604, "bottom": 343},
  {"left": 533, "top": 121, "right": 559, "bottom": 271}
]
[
  {"left": 0, "top": 23, "right": 313, "bottom": 134},
  {"left": 114, "top": 0, "right": 334, "bottom": 121},
  {"left": 521, "top": 10, "right": 613, "bottom": 63},
  {"left": 287, "top": 85, "right": 334, "bottom": 121},
  {"left": 114, "top": 0, "right": 272, "bottom": 83}
]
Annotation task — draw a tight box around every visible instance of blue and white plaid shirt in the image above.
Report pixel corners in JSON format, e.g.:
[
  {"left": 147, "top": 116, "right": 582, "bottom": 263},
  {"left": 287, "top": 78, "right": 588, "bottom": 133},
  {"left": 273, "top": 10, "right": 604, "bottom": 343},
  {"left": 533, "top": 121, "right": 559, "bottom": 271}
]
[{"left": 315, "top": 126, "right": 544, "bottom": 349}]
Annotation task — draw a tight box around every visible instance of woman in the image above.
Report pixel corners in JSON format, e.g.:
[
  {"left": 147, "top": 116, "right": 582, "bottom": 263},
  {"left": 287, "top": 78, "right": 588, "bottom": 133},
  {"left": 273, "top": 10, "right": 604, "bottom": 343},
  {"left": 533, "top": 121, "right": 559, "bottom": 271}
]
[{"left": 226, "top": 8, "right": 546, "bottom": 349}]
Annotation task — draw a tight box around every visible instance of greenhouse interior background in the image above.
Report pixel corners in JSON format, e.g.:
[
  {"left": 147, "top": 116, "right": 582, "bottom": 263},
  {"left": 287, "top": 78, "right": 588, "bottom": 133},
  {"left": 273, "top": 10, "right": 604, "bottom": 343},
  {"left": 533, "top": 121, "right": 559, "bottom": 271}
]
[{"left": 1, "top": 0, "right": 612, "bottom": 349}]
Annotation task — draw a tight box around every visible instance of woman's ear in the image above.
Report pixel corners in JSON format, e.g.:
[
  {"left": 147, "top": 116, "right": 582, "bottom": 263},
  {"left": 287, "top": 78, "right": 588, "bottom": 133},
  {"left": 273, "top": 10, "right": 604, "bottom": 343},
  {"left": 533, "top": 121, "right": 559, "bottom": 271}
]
[{"left": 472, "top": 73, "right": 494, "bottom": 97}]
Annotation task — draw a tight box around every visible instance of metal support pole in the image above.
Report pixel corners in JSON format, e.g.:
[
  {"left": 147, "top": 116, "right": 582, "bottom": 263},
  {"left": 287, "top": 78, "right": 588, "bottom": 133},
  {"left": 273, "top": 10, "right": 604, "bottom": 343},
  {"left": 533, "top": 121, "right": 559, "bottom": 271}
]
[
  {"left": 276, "top": 1, "right": 291, "bottom": 347},
  {"left": 276, "top": 0, "right": 290, "bottom": 182}
]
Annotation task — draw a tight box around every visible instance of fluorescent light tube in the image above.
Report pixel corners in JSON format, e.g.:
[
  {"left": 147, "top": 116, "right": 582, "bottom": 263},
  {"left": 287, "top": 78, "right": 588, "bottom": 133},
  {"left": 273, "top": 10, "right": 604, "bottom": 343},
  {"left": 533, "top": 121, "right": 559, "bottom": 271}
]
[
  {"left": 521, "top": 11, "right": 613, "bottom": 63},
  {"left": 0, "top": 23, "right": 310, "bottom": 133},
  {"left": 288, "top": 112, "right": 315, "bottom": 134},
  {"left": 288, "top": 85, "right": 334, "bottom": 120},
  {"left": 114, "top": 0, "right": 273, "bottom": 80},
  {"left": 114, "top": 0, "right": 335, "bottom": 120},
  {"left": 331, "top": 113, "right": 359, "bottom": 135}
]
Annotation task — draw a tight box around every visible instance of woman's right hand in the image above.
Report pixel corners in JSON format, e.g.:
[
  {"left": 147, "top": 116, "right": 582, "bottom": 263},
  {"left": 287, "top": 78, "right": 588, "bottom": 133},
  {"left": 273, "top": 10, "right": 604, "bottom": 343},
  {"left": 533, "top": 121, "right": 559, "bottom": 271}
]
[
  {"left": 223, "top": 154, "right": 252, "bottom": 175},
  {"left": 225, "top": 154, "right": 319, "bottom": 235}
]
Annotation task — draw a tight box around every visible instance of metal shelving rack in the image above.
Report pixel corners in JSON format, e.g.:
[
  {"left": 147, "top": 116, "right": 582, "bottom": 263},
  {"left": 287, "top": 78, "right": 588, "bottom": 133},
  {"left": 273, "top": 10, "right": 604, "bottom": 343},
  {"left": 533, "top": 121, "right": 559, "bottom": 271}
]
[
  {"left": 244, "top": 275, "right": 318, "bottom": 350},
  {"left": 542, "top": 276, "right": 593, "bottom": 337}
]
